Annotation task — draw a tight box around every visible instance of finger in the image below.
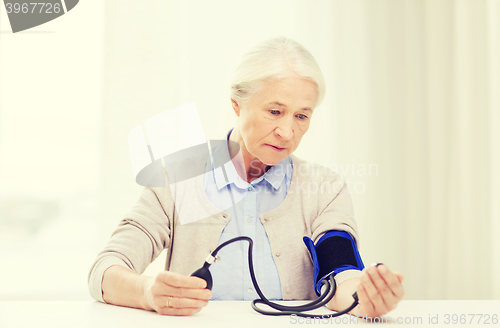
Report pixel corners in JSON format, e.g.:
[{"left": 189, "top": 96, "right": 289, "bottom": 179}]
[
  {"left": 355, "top": 283, "right": 375, "bottom": 314},
  {"left": 158, "top": 306, "right": 203, "bottom": 316},
  {"left": 375, "top": 265, "right": 405, "bottom": 300},
  {"left": 159, "top": 295, "right": 208, "bottom": 309},
  {"left": 361, "top": 270, "right": 390, "bottom": 314},
  {"left": 394, "top": 272, "right": 405, "bottom": 284},
  {"left": 158, "top": 271, "right": 207, "bottom": 289},
  {"left": 169, "top": 286, "right": 213, "bottom": 300},
  {"left": 366, "top": 266, "right": 399, "bottom": 311},
  {"left": 151, "top": 282, "right": 212, "bottom": 301}
]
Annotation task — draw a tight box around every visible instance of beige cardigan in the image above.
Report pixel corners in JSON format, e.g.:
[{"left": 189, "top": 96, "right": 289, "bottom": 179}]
[{"left": 88, "top": 154, "right": 363, "bottom": 303}]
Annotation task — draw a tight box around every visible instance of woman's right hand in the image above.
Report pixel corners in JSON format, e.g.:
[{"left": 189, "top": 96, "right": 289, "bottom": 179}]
[{"left": 142, "top": 271, "right": 212, "bottom": 316}]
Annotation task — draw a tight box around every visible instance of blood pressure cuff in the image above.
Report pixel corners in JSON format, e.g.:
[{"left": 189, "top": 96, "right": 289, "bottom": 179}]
[{"left": 303, "top": 230, "right": 364, "bottom": 296}]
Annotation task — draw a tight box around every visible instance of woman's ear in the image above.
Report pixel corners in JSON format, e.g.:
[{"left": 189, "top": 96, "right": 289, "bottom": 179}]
[{"left": 231, "top": 99, "right": 241, "bottom": 117}]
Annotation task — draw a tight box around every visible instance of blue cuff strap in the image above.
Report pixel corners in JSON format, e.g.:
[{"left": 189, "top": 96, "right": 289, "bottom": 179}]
[{"left": 303, "top": 230, "right": 364, "bottom": 296}]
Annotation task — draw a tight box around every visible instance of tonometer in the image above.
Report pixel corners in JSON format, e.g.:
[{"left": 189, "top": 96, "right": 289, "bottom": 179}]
[{"left": 191, "top": 232, "right": 373, "bottom": 318}]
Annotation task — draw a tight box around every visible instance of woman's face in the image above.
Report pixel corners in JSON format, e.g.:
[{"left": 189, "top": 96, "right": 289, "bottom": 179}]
[{"left": 232, "top": 76, "right": 319, "bottom": 167}]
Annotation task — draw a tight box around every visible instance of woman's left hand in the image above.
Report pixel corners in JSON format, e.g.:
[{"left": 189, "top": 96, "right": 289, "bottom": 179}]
[{"left": 351, "top": 264, "right": 405, "bottom": 319}]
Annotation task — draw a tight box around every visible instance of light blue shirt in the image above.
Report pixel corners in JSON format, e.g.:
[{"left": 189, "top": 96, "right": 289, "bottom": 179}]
[{"left": 203, "top": 129, "right": 292, "bottom": 300}]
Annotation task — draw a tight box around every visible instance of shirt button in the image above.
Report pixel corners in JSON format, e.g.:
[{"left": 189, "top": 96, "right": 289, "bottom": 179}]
[
  {"left": 247, "top": 217, "right": 252, "bottom": 223},
  {"left": 248, "top": 288, "right": 253, "bottom": 294},
  {"left": 276, "top": 252, "right": 281, "bottom": 257},
  {"left": 247, "top": 186, "right": 253, "bottom": 191}
]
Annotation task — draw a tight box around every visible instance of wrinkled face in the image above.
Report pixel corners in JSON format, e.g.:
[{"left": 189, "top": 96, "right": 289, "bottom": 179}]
[{"left": 233, "top": 76, "right": 319, "bottom": 166}]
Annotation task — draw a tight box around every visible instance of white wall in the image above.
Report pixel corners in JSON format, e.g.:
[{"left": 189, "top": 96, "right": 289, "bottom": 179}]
[{"left": 0, "top": 0, "right": 103, "bottom": 299}]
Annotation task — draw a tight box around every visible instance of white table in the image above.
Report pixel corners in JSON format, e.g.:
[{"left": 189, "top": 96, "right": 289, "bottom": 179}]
[{"left": 0, "top": 300, "right": 499, "bottom": 328}]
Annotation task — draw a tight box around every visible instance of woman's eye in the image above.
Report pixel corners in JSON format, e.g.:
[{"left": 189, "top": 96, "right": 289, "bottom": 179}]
[
  {"left": 297, "top": 114, "right": 308, "bottom": 120},
  {"left": 269, "top": 110, "right": 280, "bottom": 115}
]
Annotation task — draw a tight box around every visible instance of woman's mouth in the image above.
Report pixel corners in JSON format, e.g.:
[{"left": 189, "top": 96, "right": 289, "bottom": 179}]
[{"left": 266, "top": 144, "right": 287, "bottom": 152}]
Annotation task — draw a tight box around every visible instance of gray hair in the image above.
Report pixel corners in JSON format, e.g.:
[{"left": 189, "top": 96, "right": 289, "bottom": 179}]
[{"left": 229, "top": 36, "right": 326, "bottom": 107}]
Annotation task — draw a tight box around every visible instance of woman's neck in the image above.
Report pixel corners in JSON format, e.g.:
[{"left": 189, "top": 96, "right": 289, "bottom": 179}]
[{"left": 228, "top": 127, "right": 268, "bottom": 183}]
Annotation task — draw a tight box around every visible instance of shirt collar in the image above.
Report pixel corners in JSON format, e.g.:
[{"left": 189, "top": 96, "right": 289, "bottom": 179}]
[{"left": 259, "top": 157, "right": 291, "bottom": 190}]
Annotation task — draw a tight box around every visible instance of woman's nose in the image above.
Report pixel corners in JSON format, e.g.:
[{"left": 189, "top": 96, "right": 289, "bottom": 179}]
[{"left": 275, "top": 118, "right": 294, "bottom": 141}]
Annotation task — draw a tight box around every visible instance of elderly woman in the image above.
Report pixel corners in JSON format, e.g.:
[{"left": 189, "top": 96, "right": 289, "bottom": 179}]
[{"left": 88, "top": 37, "right": 404, "bottom": 317}]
